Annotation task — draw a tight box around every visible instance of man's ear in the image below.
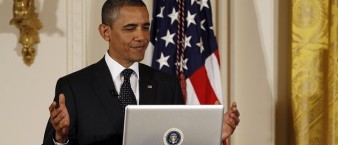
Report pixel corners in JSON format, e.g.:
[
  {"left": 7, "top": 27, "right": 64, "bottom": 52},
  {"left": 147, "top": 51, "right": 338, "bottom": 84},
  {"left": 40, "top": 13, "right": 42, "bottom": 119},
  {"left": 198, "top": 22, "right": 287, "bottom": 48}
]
[{"left": 99, "top": 24, "right": 110, "bottom": 41}]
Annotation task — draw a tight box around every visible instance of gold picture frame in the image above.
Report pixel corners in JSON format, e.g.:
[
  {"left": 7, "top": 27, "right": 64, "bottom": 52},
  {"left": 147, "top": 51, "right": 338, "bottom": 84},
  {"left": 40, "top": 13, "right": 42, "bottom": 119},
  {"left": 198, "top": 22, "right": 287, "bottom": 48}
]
[{"left": 10, "top": 0, "right": 42, "bottom": 66}]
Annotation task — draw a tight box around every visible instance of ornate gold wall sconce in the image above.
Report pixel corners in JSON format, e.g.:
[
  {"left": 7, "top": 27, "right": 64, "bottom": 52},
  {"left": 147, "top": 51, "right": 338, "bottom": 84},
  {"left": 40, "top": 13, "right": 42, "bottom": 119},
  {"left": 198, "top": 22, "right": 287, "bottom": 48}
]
[{"left": 10, "top": 0, "right": 42, "bottom": 66}]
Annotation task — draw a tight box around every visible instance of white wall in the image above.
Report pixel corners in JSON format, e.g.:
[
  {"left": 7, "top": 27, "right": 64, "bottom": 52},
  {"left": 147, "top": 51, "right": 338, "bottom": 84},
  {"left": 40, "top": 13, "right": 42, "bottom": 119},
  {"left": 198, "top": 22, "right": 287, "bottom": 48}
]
[
  {"left": 0, "top": 0, "right": 67, "bottom": 144},
  {"left": 85, "top": 0, "right": 106, "bottom": 65}
]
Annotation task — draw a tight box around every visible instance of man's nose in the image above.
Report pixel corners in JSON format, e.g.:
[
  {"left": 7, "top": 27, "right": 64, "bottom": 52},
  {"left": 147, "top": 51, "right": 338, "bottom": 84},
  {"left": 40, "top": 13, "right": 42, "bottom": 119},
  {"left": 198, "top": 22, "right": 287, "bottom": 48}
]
[{"left": 133, "top": 30, "right": 149, "bottom": 41}]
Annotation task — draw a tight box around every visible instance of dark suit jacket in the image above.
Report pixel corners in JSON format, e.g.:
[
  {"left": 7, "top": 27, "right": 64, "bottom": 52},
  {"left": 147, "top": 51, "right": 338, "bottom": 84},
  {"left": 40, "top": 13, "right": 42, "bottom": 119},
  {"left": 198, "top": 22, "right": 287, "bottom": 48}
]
[{"left": 43, "top": 58, "right": 184, "bottom": 145}]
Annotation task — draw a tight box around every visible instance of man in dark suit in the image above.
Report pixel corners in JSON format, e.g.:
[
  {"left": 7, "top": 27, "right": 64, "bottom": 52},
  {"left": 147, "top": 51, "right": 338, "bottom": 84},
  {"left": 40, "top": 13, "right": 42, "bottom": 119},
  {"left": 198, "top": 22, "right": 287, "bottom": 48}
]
[{"left": 43, "top": 0, "right": 240, "bottom": 145}]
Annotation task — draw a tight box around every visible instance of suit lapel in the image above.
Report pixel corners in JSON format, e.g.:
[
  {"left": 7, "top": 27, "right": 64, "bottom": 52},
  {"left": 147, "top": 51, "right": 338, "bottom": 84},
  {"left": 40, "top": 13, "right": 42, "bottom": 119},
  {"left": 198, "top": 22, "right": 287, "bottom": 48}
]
[
  {"left": 90, "top": 58, "right": 124, "bottom": 134},
  {"left": 139, "top": 64, "right": 157, "bottom": 104}
]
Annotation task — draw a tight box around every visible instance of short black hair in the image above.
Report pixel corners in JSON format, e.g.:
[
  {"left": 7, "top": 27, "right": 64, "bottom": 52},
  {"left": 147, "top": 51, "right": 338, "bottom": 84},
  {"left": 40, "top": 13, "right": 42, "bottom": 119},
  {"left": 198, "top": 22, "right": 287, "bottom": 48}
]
[{"left": 101, "top": 0, "right": 147, "bottom": 27}]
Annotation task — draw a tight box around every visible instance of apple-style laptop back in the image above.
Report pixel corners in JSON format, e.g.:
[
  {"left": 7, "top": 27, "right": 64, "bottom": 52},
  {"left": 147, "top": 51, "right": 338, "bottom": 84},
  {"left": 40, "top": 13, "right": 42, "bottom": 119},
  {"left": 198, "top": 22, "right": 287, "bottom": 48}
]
[{"left": 122, "top": 105, "right": 224, "bottom": 145}]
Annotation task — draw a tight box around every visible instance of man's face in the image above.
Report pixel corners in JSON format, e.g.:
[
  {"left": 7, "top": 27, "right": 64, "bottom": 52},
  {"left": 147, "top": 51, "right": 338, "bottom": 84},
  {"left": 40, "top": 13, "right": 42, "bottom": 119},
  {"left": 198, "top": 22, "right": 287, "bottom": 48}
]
[{"left": 107, "top": 6, "right": 150, "bottom": 67}]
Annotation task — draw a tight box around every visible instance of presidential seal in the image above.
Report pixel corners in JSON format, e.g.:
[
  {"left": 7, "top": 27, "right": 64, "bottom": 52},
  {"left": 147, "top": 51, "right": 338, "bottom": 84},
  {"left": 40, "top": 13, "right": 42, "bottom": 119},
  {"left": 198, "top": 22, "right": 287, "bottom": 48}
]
[{"left": 163, "top": 128, "right": 184, "bottom": 145}]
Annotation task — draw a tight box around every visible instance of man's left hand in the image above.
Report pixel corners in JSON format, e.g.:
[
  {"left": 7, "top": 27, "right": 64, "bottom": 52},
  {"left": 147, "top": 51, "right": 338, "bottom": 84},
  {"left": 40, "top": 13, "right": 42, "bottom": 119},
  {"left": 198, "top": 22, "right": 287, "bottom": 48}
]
[{"left": 216, "top": 101, "right": 240, "bottom": 141}]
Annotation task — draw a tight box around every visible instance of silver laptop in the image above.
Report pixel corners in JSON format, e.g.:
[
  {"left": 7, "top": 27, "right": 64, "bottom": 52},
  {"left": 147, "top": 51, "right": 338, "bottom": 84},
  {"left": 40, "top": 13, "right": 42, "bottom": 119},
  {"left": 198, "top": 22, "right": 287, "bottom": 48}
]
[{"left": 122, "top": 105, "right": 224, "bottom": 145}]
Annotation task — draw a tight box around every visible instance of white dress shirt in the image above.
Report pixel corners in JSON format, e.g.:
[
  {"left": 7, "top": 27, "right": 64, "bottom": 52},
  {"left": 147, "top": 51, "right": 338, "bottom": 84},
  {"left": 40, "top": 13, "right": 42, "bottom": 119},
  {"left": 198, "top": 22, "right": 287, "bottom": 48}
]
[{"left": 104, "top": 52, "right": 140, "bottom": 104}]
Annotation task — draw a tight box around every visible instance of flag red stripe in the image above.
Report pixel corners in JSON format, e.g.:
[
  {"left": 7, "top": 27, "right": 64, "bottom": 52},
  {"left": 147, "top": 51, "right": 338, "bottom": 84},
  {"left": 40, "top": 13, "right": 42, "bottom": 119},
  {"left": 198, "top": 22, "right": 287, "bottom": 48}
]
[
  {"left": 189, "top": 65, "right": 219, "bottom": 104},
  {"left": 214, "top": 49, "right": 220, "bottom": 66}
]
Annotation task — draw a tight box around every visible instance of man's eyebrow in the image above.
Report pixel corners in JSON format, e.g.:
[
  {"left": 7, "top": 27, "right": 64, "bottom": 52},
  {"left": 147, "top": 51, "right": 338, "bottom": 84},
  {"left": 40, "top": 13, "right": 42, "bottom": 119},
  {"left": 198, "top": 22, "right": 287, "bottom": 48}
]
[
  {"left": 124, "top": 24, "right": 137, "bottom": 28},
  {"left": 123, "top": 23, "right": 150, "bottom": 28}
]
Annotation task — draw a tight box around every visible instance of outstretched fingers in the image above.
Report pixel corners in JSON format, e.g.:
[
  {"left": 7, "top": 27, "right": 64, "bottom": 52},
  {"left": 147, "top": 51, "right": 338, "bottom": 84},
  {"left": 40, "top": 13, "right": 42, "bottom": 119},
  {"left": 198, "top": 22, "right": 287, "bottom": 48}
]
[{"left": 48, "top": 94, "right": 70, "bottom": 131}]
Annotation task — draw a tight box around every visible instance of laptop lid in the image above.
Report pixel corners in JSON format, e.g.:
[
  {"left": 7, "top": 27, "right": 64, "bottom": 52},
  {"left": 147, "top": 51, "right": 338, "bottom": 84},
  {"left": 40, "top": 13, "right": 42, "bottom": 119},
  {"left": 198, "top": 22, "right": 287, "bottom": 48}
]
[{"left": 122, "top": 105, "right": 224, "bottom": 145}]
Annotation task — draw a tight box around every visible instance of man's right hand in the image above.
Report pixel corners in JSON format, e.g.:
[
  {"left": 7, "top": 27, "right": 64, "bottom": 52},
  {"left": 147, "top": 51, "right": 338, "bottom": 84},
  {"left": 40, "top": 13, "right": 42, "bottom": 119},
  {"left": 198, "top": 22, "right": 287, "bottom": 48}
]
[{"left": 49, "top": 94, "right": 70, "bottom": 143}]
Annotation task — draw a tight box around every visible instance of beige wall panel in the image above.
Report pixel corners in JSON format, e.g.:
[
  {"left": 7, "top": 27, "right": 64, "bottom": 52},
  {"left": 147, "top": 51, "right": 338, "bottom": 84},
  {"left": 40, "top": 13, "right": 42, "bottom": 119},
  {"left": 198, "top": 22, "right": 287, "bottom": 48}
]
[
  {"left": 86, "top": 0, "right": 107, "bottom": 65},
  {"left": 229, "top": 0, "right": 277, "bottom": 145}
]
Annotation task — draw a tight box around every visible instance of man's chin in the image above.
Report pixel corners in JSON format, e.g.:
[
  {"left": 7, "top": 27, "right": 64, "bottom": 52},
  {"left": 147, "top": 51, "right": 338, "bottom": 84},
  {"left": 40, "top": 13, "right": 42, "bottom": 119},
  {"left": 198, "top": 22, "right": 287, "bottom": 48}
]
[{"left": 133, "top": 56, "right": 145, "bottom": 63}]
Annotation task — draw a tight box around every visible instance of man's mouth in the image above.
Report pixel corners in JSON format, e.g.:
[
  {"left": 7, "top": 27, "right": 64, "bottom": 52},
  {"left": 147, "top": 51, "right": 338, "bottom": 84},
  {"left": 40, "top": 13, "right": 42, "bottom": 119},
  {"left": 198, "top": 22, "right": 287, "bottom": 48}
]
[
  {"left": 131, "top": 45, "right": 146, "bottom": 49},
  {"left": 130, "top": 42, "right": 148, "bottom": 49}
]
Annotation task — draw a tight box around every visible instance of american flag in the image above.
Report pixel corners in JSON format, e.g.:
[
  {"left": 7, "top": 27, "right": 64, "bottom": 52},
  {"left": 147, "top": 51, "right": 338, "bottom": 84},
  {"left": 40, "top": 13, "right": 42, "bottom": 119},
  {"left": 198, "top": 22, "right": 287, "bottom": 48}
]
[{"left": 150, "top": 0, "right": 223, "bottom": 105}]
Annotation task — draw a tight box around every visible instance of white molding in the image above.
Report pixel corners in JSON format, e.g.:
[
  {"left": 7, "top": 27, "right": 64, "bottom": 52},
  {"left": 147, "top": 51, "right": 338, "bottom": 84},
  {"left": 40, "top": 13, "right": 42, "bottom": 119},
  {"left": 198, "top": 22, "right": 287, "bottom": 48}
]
[{"left": 66, "top": 0, "right": 87, "bottom": 73}]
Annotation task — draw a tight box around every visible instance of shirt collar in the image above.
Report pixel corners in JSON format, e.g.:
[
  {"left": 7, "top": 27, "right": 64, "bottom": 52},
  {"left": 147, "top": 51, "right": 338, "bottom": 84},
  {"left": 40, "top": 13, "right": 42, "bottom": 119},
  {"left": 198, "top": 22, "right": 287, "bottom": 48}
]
[{"left": 104, "top": 51, "right": 139, "bottom": 80}]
